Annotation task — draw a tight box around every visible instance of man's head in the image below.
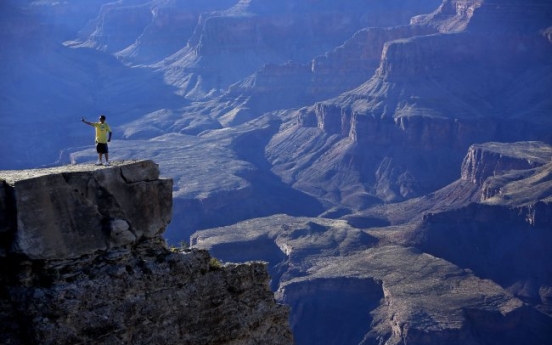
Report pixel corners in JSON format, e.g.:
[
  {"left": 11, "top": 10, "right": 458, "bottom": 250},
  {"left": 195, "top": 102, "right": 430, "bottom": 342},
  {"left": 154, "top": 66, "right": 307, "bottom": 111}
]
[{"left": 99, "top": 115, "right": 106, "bottom": 123}]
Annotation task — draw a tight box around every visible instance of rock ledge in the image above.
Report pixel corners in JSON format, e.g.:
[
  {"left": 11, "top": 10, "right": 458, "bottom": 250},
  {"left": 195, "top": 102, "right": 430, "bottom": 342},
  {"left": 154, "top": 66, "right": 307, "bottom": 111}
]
[{"left": 0, "top": 160, "right": 293, "bottom": 345}]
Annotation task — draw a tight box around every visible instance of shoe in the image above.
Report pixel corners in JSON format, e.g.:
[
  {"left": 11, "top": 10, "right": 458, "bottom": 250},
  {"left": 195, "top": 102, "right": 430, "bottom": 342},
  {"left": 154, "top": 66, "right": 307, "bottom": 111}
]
[
  {"left": 104, "top": 161, "right": 110, "bottom": 166},
  {"left": 95, "top": 161, "right": 102, "bottom": 166}
]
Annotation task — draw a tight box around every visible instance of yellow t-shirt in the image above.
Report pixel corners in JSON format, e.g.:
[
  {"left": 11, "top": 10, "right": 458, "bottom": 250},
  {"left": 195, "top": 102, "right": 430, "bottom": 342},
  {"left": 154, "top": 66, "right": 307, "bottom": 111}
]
[{"left": 93, "top": 122, "right": 112, "bottom": 144}]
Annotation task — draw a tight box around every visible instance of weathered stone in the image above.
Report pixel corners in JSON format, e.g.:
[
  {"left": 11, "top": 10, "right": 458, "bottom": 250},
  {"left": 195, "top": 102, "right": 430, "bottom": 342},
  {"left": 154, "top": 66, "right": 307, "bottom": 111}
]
[
  {"left": 0, "top": 180, "right": 14, "bottom": 235},
  {"left": 262, "top": 0, "right": 552, "bottom": 208},
  {"left": 0, "top": 160, "right": 172, "bottom": 260},
  {"left": 1, "top": 243, "right": 293, "bottom": 345},
  {"left": 107, "top": 218, "right": 135, "bottom": 247},
  {"left": 192, "top": 213, "right": 552, "bottom": 344},
  {"left": 461, "top": 141, "right": 552, "bottom": 186},
  {"left": 0, "top": 161, "right": 293, "bottom": 345},
  {"left": 119, "top": 160, "right": 160, "bottom": 183},
  {"left": 192, "top": 138, "right": 552, "bottom": 343}
]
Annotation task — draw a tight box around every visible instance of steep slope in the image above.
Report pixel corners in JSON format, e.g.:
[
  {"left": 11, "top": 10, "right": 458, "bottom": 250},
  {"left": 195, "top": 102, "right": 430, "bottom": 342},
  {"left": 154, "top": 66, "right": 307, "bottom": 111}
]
[
  {"left": 266, "top": 0, "right": 552, "bottom": 208},
  {"left": 224, "top": 25, "right": 438, "bottom": 116},
  {"left": 409, "top": 143, "right": 552, "bottom": 313},
  {"left": 159, "top": 0, "right": 442, "bottom": 98},
  {"left": 192, "top": 217, "right": 552, "bottom": 345},
  {"left": 4, "top": 1, "right": 552, "bottom": 343},
  {"left": 359, "top": 141, "right": 552, "bottom": 311},
  {"left": 19, "top": 0, "right": 552, "bottom": 239},
  {"left": 70, "top": 0, "right": 237, "bottom": 65},
  {"left": 347, "top": 141, "right": 552, "bottom": 226},
  {"left": 67, "top": 129, "right": 326, "bottom": 242}
]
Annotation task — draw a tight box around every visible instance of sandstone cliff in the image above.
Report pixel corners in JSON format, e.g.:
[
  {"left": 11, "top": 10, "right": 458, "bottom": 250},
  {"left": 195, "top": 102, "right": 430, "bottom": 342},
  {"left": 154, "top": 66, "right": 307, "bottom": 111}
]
[
  {"left": 0, "top": 160, "right": 293, "bottom": 345},
  {"left": 265, "top": 0, "right": 552, "bottom": 207},
  {"left": 461, "top": 141, "right": 552, "bottom": 187},
  {"left": 413, "top": 188, "right": 552, "bottom": 317},
  {"left": 356, "top": 141, "right": 552, "bottom": 314},
  {"left": 192, "top": 213, "right": 552, "bottom": 345},
  {"left": 225, "top": 25, "right": 438, "bottom": 115},
  {"left": 191, "top": 142, "right": 552, "bottom": 344},
  {"left": 158, "top": 0, "right": 441, "bottom": 98}
]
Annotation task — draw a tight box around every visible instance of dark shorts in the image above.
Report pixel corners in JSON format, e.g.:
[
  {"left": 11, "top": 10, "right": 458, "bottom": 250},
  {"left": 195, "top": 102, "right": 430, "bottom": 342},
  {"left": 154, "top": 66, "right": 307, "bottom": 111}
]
[{"left": 96, "top": 143, "right": 109, "bottom": 154}]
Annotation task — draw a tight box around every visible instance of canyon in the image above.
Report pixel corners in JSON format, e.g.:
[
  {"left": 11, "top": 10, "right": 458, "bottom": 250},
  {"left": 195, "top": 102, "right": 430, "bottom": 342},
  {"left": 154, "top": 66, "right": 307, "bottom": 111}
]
[
  {"left": 192, "top": 141, "right": 552, "bottom": 344},
  {"left": 1, "top": 0, "right": 552, "bottom": 344}
]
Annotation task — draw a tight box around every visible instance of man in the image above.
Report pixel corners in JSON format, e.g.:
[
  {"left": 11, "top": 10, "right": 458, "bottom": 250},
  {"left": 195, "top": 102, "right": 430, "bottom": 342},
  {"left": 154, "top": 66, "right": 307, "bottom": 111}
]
[{"left": 82, "top": 115, "right": 112, "bottom": 166}]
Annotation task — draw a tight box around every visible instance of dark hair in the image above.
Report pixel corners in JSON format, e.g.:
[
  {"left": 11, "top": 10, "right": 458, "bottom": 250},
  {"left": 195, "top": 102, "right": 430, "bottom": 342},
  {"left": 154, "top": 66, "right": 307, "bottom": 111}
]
[{"left": 99, "top": 115, "right": 106, "bottom": 120}]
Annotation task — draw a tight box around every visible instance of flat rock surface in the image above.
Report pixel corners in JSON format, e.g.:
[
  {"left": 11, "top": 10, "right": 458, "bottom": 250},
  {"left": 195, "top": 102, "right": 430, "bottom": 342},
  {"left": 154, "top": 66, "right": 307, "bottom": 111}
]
[{"left": 0, "top": 160, "right": 172, "bottom": 260}]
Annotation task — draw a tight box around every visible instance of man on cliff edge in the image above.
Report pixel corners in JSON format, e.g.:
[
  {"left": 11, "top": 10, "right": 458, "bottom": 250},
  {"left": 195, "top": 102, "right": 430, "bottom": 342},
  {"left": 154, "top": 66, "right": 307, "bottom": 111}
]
[{"left": 82, "top": 115, "right": 112, "bottom": 166}]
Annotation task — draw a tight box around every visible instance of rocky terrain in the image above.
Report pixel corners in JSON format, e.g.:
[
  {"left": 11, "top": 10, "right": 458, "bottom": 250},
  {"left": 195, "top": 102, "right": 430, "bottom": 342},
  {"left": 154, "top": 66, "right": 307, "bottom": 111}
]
[
  {"left": 193, "top": 141, "right": 552, "bottom": 344},
  {"left": 0, "top": 161, "right": 292, "bottom": 345},
  {"left": 266, "top": 0, "right": 552, "bottom": 207},
  {"left": 2, "top": 0, "right": 552, "bottom": 344}
]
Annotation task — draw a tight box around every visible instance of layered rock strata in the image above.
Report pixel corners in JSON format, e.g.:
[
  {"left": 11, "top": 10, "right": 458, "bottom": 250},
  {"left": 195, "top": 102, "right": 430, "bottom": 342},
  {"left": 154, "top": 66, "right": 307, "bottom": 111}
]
[
  {"left": 191, "top": 214, "right": 552, "bottom": 345},
  {"left": 159, "top": 0, "right": 442, "bottom": 97},
  {"left": 398, "top": 142, "right": 552, "bottom": 313},
  {"left": 226, "top": 25, "right": 438, "bottom": 114},
  {"left": 0, "top": 160, "right": 293, "bottom": 345},
  {"left": 461, "top": 141, "right": 552, "bottom": 186},
  {"left": 266, "top": 0, "right": 552, "bottom": 207},
  {"left": 191, "top": 142, "right": 552, "bottom": 343}
]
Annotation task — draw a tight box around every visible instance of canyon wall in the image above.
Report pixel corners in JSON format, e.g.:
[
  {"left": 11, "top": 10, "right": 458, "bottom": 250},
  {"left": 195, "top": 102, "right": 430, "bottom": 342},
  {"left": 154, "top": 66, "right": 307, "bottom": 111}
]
[
  {"left": 191, "top": 213, "right": 552, "bottom": 345},
  {"left": 412, "top": 142, "right": 552, "bottom": 314},
  {"left": 460, "top": 141, "right": 552, "bottom": 186},
  {"left": 266, "top": 0, "right": 552, "bottom": 207}
]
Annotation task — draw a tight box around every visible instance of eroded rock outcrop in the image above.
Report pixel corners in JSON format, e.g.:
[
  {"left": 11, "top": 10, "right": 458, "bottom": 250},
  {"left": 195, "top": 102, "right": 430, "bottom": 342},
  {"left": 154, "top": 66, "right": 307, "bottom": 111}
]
[
  {"left": 191, "top": 214, "right": 552, "bottom": 345},
  {"left": 160, "top": 0, "right": 442, "bottom": 98},
  {"left": 411, "top": 0, "right": 483, "bottom": 33},
  {"left": 461, "top": 141, "right": 552, "bottom": 186},
  {"left": 190, "top": 142, "right": 552, "bottom": 344},
  {"left": 0, "top": 160, "right": 293, "bottom": 345},
  {"left": 404, "top": 142, "right": 552, "bottom": 316},
  {"left": 225, "top": 25, "right": 438, "bottom": 114},
  {"left": 0, "top": 160, "right": 172, "bottom": 260},
  {"left": 266, "top": 0, "right": 552, "bottom": 207}
]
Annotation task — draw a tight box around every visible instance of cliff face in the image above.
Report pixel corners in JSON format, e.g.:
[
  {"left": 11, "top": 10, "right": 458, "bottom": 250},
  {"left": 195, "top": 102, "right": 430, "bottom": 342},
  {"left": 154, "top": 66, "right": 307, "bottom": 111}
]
[
  {"left": 189, "top": 142, "right": 552, "bottom": 345},
  {"left": 0, "top": 160, "right": 173, "bottom": 260},
  {"left": 411, "top": 0, "right": 483, "bottom": 33},
  {"left": 266, "top": 0, "right": 552, "bottom": 207},
  {"left": 73, "top": 0, "right": 238, "bottom": 64},
  {"left": 0, "top": 161, "right": 293, "bottom": 345},
  {"left": 226, "top": 25, "right": 439, "bottom": 115},
  {"left": 191, "top": 214, "right": 552, "bottom": 345},
  {"left": 460, "top": 141, "right": 552, "bottom": 186},
  {"left": 404, "top": 142, "right": 552, "bottom": 316},
  {"left": 159, "top": 0, "right": 442, "bottom": 98}
]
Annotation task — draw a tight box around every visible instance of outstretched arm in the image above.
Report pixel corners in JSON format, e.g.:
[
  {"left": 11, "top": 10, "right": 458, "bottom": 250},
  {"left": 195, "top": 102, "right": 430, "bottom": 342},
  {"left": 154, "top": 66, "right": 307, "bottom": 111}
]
[{"left": 81, "top": 117, "right": 93, "bottom": 126}]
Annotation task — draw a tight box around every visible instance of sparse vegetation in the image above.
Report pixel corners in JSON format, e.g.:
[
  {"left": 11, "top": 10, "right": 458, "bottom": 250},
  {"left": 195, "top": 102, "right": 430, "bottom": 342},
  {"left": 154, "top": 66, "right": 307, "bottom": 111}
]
[
  {"left": 209, "top": 257, "right": 223, "bottom": 270},
  {"left": 168, "top": 241, "right": 189, "bottom": 253}
]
